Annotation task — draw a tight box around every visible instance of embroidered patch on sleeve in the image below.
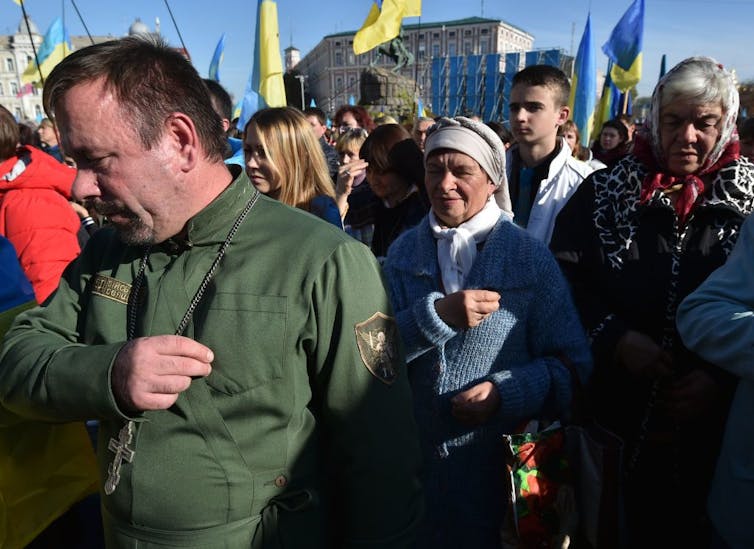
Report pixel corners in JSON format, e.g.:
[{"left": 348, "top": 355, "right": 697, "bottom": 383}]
[
  {"left": 355, "top": 312, "right": 399, "bottom": 385},
  {"left": 91, "top": 275, "right": 131, "bottom": 304}
]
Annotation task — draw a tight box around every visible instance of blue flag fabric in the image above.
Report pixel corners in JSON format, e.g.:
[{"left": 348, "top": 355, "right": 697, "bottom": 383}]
[
  {"left": 569, "top": 14, "right": 596, "bottom": 148},
  {"left": 602, "top": 0, "right": 644, "bottom": 92},
  {"left": 208, "top": 33, "right": 226, "bottom": 82}
]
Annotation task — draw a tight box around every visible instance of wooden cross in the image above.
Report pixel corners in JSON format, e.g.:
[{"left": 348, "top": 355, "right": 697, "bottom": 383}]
[{"left": 104, "top": 421, "right": 135, "bottom": 495}]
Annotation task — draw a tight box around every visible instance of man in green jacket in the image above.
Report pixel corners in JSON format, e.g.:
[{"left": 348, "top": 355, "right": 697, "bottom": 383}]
[{"left": 0, "top": 36, "right": 422, "bottom": 548}]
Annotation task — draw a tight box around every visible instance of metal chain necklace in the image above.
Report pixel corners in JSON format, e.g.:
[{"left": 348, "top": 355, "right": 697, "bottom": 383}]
[{"left": 104, "top": 189, "right": 260, "bottom": 495}]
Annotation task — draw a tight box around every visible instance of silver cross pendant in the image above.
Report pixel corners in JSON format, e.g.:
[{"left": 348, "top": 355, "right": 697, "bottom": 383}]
[{"left": 104, "top": 420, "right": 135, "bottom": 495}]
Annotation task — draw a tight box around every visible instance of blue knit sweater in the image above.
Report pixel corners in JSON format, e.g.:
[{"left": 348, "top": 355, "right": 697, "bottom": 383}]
[{"left": 383, "top": 215, "right": 592, "bottom": 548}]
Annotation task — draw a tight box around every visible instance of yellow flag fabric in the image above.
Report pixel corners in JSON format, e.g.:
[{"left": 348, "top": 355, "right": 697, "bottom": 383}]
[
  {"left": 610, "top": 53, "right": 642, "bottom": 94},
  {"left": 0, "top": 419, "right": 99, "bottom": 549},
  {"left": 256, "top": 0, "right": 286, "bottom": 107},
  {"left": 0, "top": 301, "right": 98, "bottom": 549},
  {"left": 10, "top": 0, "right": 22, "bottom": 6},
  {"left": 404, "top": 0, "right": 421, "bottom": 17},
  {"left": 353, "top": 0, "right": 406, "bottom": 56}
]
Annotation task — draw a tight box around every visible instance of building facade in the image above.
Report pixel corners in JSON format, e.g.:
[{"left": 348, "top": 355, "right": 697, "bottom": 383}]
[
  {"left": 0, "top": 17, "right": 46, "bottom": 123},
  {"left": 293, "top": 16, "right": 536, "bottom": 117}
]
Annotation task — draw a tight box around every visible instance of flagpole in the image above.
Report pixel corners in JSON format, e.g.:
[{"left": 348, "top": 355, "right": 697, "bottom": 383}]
[
  {"left": 17, "top": 0, "right": 45, "bottom": 86},
  {"left": 622, "top": 91, "right": 629, "bottom": 115},
  {"left": 162, "top": 0, "right": 189, "bottom": 56},
  {"left": 70, "top": 0, "right": 94, "bottom": 45}
]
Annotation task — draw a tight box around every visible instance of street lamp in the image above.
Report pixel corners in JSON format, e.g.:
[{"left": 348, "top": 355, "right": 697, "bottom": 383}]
[{"left": 294, "top": 74, "right": 307, "bottom": 110}]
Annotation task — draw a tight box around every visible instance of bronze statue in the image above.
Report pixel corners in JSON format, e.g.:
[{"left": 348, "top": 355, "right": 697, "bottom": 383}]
[{"left": 371, "top": 30, "right": 414, "bottom": 73}]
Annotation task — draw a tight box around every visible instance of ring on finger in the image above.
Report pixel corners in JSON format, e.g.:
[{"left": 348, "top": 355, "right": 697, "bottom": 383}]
[{"left": 344, "top": 170, "right": 351, "bottom": 176}]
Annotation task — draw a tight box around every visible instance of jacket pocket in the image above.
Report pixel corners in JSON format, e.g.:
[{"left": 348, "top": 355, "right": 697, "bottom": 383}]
[{"left": 198, "top": 292, "right": 287, "bottom": 394}]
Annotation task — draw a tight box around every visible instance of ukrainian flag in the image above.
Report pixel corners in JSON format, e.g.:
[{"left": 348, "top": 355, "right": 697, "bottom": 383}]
[
  {"left": 353, "top": 1, "right": 402, "bottom": 56},
  {"left": 21, "top": 17, "right": 72, "bottom": 84},
  {"left": 568, "top": 14, "right": 596, "bottom": 148},
  {"left": 237, "top": 0, "right": 286, "bottom": 131},
  {"left": 353, "top": 0, "right": 421, "bottom": 56},
  {"left": 593, "top": 61, "right": 619, "bottom": 139},
  {"left": 601, "top": 0, "right": 644, "bottom": 92}
]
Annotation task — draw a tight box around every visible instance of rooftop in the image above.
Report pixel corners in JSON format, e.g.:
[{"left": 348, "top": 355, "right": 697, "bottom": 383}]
[{"left": 325, "top": 16, "right": 532, "bottom": 40}]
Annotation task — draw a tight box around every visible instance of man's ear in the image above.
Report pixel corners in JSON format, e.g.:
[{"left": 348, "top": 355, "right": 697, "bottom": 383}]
[
  {"left": 165, "top": 113, "right": 198, "bottom": 172},
  {"left": 557, "top": 105, "right": 570, "bottom": 127}
]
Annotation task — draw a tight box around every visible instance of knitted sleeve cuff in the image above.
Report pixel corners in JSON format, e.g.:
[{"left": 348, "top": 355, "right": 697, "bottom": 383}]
[
  {"left": 413, "top": 291, "right": 458, "bottom": 346},
  {"left": 488, "top": 358, "right": 552, "bottom": 428},
  {"left": 393, "top": 291, "right": 457, "bottom": 362}
]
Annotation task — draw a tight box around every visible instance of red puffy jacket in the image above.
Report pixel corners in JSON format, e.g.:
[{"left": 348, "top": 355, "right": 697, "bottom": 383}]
[{"left": 0, "top": 146, "right": 80, "bottom": 303}]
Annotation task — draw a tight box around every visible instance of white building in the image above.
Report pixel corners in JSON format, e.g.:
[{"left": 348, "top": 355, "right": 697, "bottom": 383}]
[{"left": 294, "top": 16, "right": 535, "bottom": 115}]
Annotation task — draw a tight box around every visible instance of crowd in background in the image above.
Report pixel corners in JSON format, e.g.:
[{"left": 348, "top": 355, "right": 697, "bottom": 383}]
[{"left": 3, "top": 38, "right": 754, "bottom": 549}]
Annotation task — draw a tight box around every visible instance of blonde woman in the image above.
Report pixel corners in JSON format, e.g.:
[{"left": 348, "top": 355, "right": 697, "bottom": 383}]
[
  {"left": 334, "top": 128, "right": 375, "bottom": 245},
  {"left": 244, "top": 107, "right": 342, "bottom": 228}
]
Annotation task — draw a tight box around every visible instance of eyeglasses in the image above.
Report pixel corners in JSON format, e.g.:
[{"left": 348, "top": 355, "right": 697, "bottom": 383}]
[
  {"left": 338, "top": 126, "right": 367, "bottom": 136},
  {"left": 339, "top": 127, "right": 368, "bottom": 138}
]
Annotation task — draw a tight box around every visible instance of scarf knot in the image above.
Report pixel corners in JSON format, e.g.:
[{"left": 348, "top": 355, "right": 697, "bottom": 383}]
[
  {"left": 429, "top": 197, "right": 502, "bottom": 294},
  {"left": 634, "top": 133, "right": 739, "bottom": 225}
]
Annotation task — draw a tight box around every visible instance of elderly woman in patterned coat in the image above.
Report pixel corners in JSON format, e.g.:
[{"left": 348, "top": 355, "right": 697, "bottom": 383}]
[
  {"left": 383, "top": 117, "right": 592, "bottom": 549},
  {"left": 550, "top": 57, "right": 754, "bottom": 549}
]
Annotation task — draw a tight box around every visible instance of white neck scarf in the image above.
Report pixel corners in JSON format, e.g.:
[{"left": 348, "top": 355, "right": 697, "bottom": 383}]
[{"left": 429, "top": 196, "right": 502, "bottom": 294}]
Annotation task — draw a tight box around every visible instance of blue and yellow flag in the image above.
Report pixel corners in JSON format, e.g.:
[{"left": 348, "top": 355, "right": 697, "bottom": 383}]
[
  {"left": 601, "top": 0, "right": 644, "bottom": 92},
  {"left": 237, "top": 0, "right": 286, "bottom": 131},
  {"left": 568, "top": 14, "right": 596, "bottom": 148},
  {"left": 208, "top": 33, "right": 226, "bottom": 83},
  {"left": 593, "top": 61, "right": 618, "bottom": 139},
  {"left": 353, "top": 0, "right": 420, "bottom": 56},
  {"left": 21, "top": 17, "right": 72, "bottom": 84},
  {"left": 354, "top": 1, "right": 401, "bottom": 56}
]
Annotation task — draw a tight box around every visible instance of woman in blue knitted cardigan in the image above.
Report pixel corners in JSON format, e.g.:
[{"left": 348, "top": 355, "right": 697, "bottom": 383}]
[{"left": 382, "top": 117, "right": 592, "bottom": 549}]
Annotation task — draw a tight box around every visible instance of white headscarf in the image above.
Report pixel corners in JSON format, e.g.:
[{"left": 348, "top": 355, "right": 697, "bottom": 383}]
[
  {"left": 429, "top": 196, "right": 502, "bottom": 294},
  {"left": 424, "top": 116, "right": 511, "bottom": 215}
]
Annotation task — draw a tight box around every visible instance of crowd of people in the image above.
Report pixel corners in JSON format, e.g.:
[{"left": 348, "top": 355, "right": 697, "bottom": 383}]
[{"left": 2, "top": 34, "right": 754, "bottom": 549}]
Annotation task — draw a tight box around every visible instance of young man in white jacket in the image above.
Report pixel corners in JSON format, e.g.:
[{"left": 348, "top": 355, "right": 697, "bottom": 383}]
[{"left": 501, "top": 65, "right": 593, "bottom": 244}]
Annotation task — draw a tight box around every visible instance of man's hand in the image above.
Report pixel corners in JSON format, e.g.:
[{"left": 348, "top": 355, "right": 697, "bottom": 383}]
[
  {"left": 112, "top": 335, "right": 214, "bottom": 412},
  {"left": 435, "top": 289, "right": 501, "bottom": 329},
  {"left": 451, "top": 381, "right": 501, "bottom": 426}
]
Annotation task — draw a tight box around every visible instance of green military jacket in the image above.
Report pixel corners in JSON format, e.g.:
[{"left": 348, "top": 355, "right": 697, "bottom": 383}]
[{"left": 0, "top": 170, "right": 423, "bottom": 548}]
